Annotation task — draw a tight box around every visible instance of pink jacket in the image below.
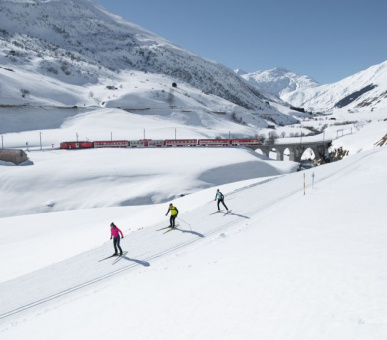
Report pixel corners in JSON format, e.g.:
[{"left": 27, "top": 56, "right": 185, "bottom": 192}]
[{"left": 111, "top": 226, "right": 123, "bottom": 238}]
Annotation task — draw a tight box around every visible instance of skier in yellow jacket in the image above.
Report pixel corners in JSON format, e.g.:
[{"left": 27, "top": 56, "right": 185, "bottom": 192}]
[{"left": 165, "top": 203, "right": 179, "bottom": 228}]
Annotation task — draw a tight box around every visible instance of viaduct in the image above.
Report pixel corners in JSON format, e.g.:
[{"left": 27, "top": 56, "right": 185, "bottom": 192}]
[{"left": 248, "top": 140, "right": 333, "bottom": 162}]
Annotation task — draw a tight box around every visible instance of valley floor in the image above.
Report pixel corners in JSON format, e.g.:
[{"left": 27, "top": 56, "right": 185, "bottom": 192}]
[{"left": 1, "top": 146, "right": 386, "bottom": 339}]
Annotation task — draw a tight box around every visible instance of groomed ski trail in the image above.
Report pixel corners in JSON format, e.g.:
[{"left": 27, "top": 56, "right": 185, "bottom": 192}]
[{"left": 0, "top": 148, "right": 382, "bottom": 321}]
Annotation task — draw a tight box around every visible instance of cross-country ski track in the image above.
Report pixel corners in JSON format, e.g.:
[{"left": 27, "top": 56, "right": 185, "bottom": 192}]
[{"left": 0, "top": 148, "right": 381, "bottom": 322}]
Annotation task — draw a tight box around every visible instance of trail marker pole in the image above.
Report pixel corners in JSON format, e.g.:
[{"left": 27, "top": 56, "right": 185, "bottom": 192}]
[{"left": 312, "top": 172, "right": 315, "bottom": 189}]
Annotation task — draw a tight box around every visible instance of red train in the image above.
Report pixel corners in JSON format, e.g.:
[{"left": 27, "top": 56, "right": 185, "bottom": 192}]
[
  {"left": 60, "top": 141, "right": 94, "bottom": 149},
  {"left": 60, "top": 138, "right": 261, "bottom": 149}
]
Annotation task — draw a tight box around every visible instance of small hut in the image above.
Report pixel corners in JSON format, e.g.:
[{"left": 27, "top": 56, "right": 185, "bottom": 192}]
[{"left": 0, "top": 149, "right": 28, "bottom": 165}]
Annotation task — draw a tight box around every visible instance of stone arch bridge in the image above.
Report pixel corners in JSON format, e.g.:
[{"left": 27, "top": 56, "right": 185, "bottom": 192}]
[{"left": 248, "top": 140, "right": 333, "bottom": 162}]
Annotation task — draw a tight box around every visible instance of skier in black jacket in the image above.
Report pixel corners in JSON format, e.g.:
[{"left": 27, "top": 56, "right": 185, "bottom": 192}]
[{"left": 214, "top": 189, "right": 229, "bottom": 211}]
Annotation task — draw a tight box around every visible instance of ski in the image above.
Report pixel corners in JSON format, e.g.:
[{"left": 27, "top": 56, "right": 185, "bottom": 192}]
[
  {"left": 209, "top": 210, "right": 223, "bottom": 215},
  {"left": 224, "top": 210, "right": 232, "bottom": 214},
  {"left": 98, "top": 254, "right": 118, "bottom": 262},
  {"left": 163, "top": 227, "right": 177, "bottom": 234},
  {"left": 157, "top": 226, "right": 171, "bottom": 231},
  {"left": 157, "top": 223, "right": 179, "bottom": 232},
  {"left": 112, "top": 251, "right": 128, "bottom": 265}
]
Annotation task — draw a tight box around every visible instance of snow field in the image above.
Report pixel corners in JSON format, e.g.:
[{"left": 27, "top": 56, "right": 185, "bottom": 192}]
[
  {"left": 1, "top": 145, "right": 387, "bottom": 339},
  {"left": 0, "top": 146, "right": 297, "bottom": 219},
  {"left": 1, "top": 1, "right": 386, "bottom": 337}
]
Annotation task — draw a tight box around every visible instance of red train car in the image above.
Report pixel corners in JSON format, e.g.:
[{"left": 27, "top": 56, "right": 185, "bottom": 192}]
[
  {"left": 60, "top": 141, "right": 94, "bottom": 149},
  {"left": 93, "top": 140, "right": 129, "bottom": 148},
  {"left": 198, "top": 139, "right": 230, "bottom": 146},
  {"left": 230, "top": 138, "right": 260, "bottom": 146},
  {"left": 165, "top": 139, "right": 197, "bottom": 147}
]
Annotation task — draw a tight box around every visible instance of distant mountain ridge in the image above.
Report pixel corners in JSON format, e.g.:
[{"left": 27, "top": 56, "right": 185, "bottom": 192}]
[
  {"left": 281, "top": 61, "right": 387, "bottom": 112},
  {"left": 239, "top": 62, "right": 387, "bottom": 113},
  {"left": 237, "top": 68, "right": 319, "bottom": 98}
]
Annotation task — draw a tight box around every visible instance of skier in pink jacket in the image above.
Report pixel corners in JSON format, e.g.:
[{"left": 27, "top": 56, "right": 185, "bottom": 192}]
[{"left": 110, "top": 222, "right": 124, "bottom": 255}]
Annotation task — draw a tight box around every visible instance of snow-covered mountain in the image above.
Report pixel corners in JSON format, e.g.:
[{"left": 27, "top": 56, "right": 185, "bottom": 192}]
[
  {"left": 237, "top": 67, "right": 319, "bottom": 98},
  {"left": 0, "top": 0, "right": 300, "bottom": 126},
  {"left": 239, "top": 61, "right": 387, "bottom": 114},
  {"left": 281, "top": 60, "right": 387, "bottom": 113}
]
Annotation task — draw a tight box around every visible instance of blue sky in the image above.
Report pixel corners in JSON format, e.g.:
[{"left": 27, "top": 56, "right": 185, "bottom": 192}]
[{"left": 98, "top": 0, "right": 387, "bottom": 84}]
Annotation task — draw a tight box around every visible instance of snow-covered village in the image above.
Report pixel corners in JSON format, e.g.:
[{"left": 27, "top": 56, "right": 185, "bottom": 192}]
[{"left": 1, "top": 0, "right": 387, "bottom": 339}]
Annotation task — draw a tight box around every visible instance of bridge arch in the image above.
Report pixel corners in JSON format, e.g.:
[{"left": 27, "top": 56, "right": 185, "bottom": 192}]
[
  {"left": 251, "top": 140, "right": 332, "bottom": 163},
  {"left": 283, "top": 147, "right": 292, "bottom": 161},
  {"left": 299, "top": 147, "right": 316, "bottom": 161}
]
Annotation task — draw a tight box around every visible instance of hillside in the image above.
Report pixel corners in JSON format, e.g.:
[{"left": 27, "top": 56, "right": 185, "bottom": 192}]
[
  {"left": 0, "top": 0, "right": 300, "bottom": 126},
  {"left": 239, "top": 61, "right": 387, "bottom": 116},
  {"left": 281, "top": 60, "right": 387, "bottom": 113},
  {"left": 238, "top": 67, "right": 319, "bottom": 98}
]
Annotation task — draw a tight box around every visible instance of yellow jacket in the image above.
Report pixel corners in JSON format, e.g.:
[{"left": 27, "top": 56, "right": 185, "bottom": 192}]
[{"left": 167, "top": 205, "right": 178, "bottom": 216}]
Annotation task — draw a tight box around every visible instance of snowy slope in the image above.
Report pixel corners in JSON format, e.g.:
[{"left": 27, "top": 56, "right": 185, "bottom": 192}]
[
  {"left": 238, "top": 67, "right": 319, "bottom": 98},
  {"left": 0, "top": 128, "right": 386, "bottom": 339},
  {"left": 0, "top": 146, "right": 297, "bottom": 219},
  {"left": 282, "top": 60, "right": 387, "bottom": 112},
  {"left": 0, "top": 0, "right": 296, "bottom": 119},
  {"left": 240, "top": 61, "right": 387, "bottom": 115}
]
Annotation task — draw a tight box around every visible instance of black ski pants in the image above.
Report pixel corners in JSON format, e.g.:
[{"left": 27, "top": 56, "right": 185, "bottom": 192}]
[
  {"left": 170, "top": 215, "right": 177, "bottom": 227},
  {"left": 217, "top": 199, "right": 228, "bottom": 211},
  {"left": 113, "top": 236, "right": 123, "bottom": 254}
]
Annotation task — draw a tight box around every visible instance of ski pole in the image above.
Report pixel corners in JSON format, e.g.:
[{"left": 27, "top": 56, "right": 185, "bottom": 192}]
[{"left": 177, "top": 217, "right": 192, "bottom": 231}]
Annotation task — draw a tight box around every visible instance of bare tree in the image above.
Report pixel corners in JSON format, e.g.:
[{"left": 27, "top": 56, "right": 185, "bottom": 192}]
[
  {"left": 267, "top": 131, "right": 278, "bottom": 144},
  {"left": 258, "top": 133, "right": 267, "bottom": 144},
  {"left": 167, "top": 88, "right": 174, "bottom": 106}
]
